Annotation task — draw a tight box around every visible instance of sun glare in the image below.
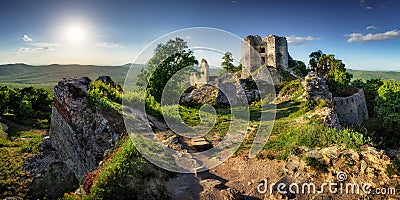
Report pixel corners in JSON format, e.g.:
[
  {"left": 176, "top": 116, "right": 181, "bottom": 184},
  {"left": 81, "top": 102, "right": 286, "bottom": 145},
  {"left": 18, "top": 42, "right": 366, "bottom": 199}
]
[{"left": 65, "top": 25, "right": 85, "bottom": 43}]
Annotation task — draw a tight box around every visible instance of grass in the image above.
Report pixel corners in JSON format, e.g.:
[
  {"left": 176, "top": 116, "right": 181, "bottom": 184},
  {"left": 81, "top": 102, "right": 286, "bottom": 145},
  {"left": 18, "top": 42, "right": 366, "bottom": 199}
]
[
  {"left": 0, "top": 64, "right": 135, "bottom": 91},
  {"left": 260, "top": 99, "right": 371, "bottom": 160},
  {"left": 0, "top": 120, "right": 44, "bottom": 199}
]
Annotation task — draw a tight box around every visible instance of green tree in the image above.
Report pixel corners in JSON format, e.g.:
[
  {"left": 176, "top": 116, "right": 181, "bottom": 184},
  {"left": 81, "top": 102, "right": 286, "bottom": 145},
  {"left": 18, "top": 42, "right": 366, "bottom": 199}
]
[
  {"left": 147, "top": 50, "right": 198, "bottom": 102},
  {"left": 289, "top": 59, "right": 308, "bottom": 77},
  {"left": 352, "top": 79, "right": 383, "bottom": 116},
  {"left": 221, "top": 52, "right": 242, "bottom": 73},
  {"left": 0, "top": 86, "right": 10, "bottom": 115},
  {"left": 309, "top": 50, "right": 323, "bottom": 73},
  {"left": 136, "top": 38, "right": 188, "bottom": 88},
  {"left": 375, "top": 80, "right": 400, "bottom": 131},
  {"left": 308, "top": 51, "right": 353, "bottom": 95},
  {"left": 221, "top": 52, "right": 235, "bottom": 73}
]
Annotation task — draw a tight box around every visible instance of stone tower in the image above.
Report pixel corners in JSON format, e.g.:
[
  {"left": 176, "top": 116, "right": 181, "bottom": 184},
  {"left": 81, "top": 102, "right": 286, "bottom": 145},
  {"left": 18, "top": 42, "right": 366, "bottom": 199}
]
[
  {"left": 241, "top": 34, "right": 289, "bottom": 77},
  {"left": 264, "top": 35, "right": 288, "bottom": 70},
  {"left": 189, "top": 58, "right": 210, "bottom": 87},
  {"left": 198, "top": 59, "right": 209, "bottom": 84},
  {"left": 241, "top": 35, "right": 264, "bottom": 77}
]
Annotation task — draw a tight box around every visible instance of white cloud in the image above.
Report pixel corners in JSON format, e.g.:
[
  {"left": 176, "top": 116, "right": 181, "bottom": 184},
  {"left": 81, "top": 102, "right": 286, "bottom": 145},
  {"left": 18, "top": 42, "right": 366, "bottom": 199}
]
[
  {"left": 18, "top": 47, "right": 30, "bottom": 51},
  {"left": 345, "top": 30, "right": 400, "bottom": 43},
  {"left": 286, "top": 36, "right": 319, "bottom": 46},
  {"left": 366, "top": 25, "right": 378, "bottom": 30},
  {"left": 366, "top": 6, "right": 373, "bottom": 9},
  {"left": 22, "top": 35, "right": 32, "bottom": 42},
  {"left": 17, "top": 45, "right": 54, "bottom": 53},
  {"left": 97, "top": 42, "right": 124, "bottom": 48},
  {"left": 185, "top": 36, "right": 192, "bottom": 39},
  {"left": 30, "top": 42, "right": 60, "bottom": 49}
]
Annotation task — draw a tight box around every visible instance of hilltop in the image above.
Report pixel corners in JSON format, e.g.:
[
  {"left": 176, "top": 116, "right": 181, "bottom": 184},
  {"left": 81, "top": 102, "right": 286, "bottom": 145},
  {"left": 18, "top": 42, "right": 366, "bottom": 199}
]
[{"left": 0, "top": 63, "right": 135, "bottom": 90}]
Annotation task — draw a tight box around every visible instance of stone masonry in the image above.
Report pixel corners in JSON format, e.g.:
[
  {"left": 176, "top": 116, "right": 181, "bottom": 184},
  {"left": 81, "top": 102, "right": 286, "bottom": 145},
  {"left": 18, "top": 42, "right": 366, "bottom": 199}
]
[
  {"left": 190, "top": 59, "right": 210, "bottom": 87},
  {"left": 241, "top": 34, "right": 289, "bottom": 77},
  {"left": 50, "top": 77, "right": 125, "bottom": 179},
  {"left": 304, "top": 72, "right": 368, "bottom": 126},
  {"left": 333, "top": 87, "right": 369, "bottom": 126},
  {"left": 303, "top": 72, "right": 332, "bottom": 100}
]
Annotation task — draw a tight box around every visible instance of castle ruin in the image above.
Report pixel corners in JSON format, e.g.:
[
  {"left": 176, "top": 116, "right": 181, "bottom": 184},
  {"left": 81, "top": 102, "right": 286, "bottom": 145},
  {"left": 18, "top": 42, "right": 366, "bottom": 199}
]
[
  {"left": 190, "top": 59, "right": 210, "bottom": 87},
  {"left": 241, "top": 35, "right": 289, "bottom": 77},
  {"left": 304, "top": 72, "right": 369, "bottom": 126},
  {"left": 333, "top": 87, "right": 369, "bottom": 126}
]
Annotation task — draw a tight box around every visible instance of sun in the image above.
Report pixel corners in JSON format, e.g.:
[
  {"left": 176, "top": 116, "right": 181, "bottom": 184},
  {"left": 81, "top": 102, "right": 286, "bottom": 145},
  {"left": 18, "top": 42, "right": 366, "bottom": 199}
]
[{"left": 65, "top": 25, "right": 86, "bottom": 43}]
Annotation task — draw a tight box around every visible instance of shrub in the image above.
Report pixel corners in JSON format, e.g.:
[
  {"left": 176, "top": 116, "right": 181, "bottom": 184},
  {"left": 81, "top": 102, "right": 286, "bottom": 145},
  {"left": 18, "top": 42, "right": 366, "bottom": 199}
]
[
  {"left": 88, "top": 80, "right": 122, "bottom": 111},
  {"left": 0, "top": 86, "right": 52, "bottom": 127},
  {"left": 375, "top": 80, "right": 400, "bottom": 131}
]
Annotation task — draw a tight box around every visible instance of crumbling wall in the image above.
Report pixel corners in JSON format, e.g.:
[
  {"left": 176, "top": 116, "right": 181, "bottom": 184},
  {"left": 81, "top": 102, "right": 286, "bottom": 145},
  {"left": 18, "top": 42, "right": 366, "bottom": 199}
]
[
  {"left": 303, "top": 72, "right": 332, "bottom": 100},
  {"left": 241, "top": 34, "right": 289, "bottom": 83},
  {"left": 304, "top": 72, "right": 369, "bottom": 126},
  {"left": 241, "top": 35, "right": 264, "bottom": 77},
  {"left": 190, "top": 59, "right": 210, "bottom": 87},
  {"left": 333, "top": 88, "right": 369, "bottom": 126},
  {"left": 50, "top": 77, "right": 125, "bottom": 179},
  {"left": 274, "top": 36, "right": 289, "bottom": 71}
]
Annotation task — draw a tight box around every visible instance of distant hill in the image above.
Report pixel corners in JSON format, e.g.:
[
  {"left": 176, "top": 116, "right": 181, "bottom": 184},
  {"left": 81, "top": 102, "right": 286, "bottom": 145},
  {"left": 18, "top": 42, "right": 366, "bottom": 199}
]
[
  {"left": 348, "top": 69, "right": 400, "bottom": 82},
  {"left": 1, "top": 64, "right": 399, "bottom": 91},
  {"left": 0, "top": 63, "right": 144, "bottom": 90}
]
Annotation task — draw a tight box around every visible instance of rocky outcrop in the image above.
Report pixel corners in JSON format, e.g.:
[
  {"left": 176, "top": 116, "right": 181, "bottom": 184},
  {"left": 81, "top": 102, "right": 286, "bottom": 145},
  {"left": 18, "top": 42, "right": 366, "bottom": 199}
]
[
  {"left": 50, "top": 77, "right": 125, "bottom": 179},
  {"left": 216, "top": 75, "right": 260, "bottom": 106},
  {"left": 182, "top": 77, "right": 260, "bottom": 106},
  {"left": 306, "top": 107, "right": 341, "bottom": 130},
  {"left": 180, "top": 84, "right": 218, "bottom": 105},
  {"left": 24, "top": 77, "right": 125, "bottom": 199}
]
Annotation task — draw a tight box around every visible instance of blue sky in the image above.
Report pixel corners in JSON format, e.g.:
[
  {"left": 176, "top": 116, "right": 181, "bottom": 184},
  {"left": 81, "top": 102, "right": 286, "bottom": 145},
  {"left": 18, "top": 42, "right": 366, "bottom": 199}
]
[{"left": 0, "top": 0, "right": 399, "bottom": 70}]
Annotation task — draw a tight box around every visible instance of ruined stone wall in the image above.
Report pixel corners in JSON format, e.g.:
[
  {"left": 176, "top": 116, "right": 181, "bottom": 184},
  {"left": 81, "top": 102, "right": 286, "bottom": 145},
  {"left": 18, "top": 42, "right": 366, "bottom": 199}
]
[
  {"left": 49, "top": 77, "right": 125, "bottom": 179},
  {"left": 198, "top": 59, "right": 209, "bottom": 85},
  {"left": 216, "top": 75, "right": 259, "bottom": 106},
  {"left": 241, "top": 34, "right": 289, "bottom": 80},
  {"left": 304, "top": 72, "right": 332, "bottom": 100},
  {"left": 190, "top": 59, "right": 210, "bottom": 87},
  {"left": 241, "top": 35, "right": 263, "bottom": 77},
  {"left": 264, "top": 35, "right": 276, "bottom": 68},
  {"left": 333, "top": 88, "right": 369, "bottom": 126},
  {"left": 275, "top": 36, "right": 289, "bottom": 71}
]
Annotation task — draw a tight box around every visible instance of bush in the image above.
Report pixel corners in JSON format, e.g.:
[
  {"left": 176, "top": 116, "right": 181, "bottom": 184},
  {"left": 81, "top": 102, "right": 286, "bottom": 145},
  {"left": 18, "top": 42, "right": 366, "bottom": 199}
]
[
  {"left": 386, "top": 158, "right": 400, "bottom": 177},
  {"left": 0, "top": 86, "right": 52, "bottom": 127},
  {"left": 88, "top": 80, "right": 122, "bottom": 111},
  {"left": 375, "top": 80, "right": 400, "bottom": 131}
]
